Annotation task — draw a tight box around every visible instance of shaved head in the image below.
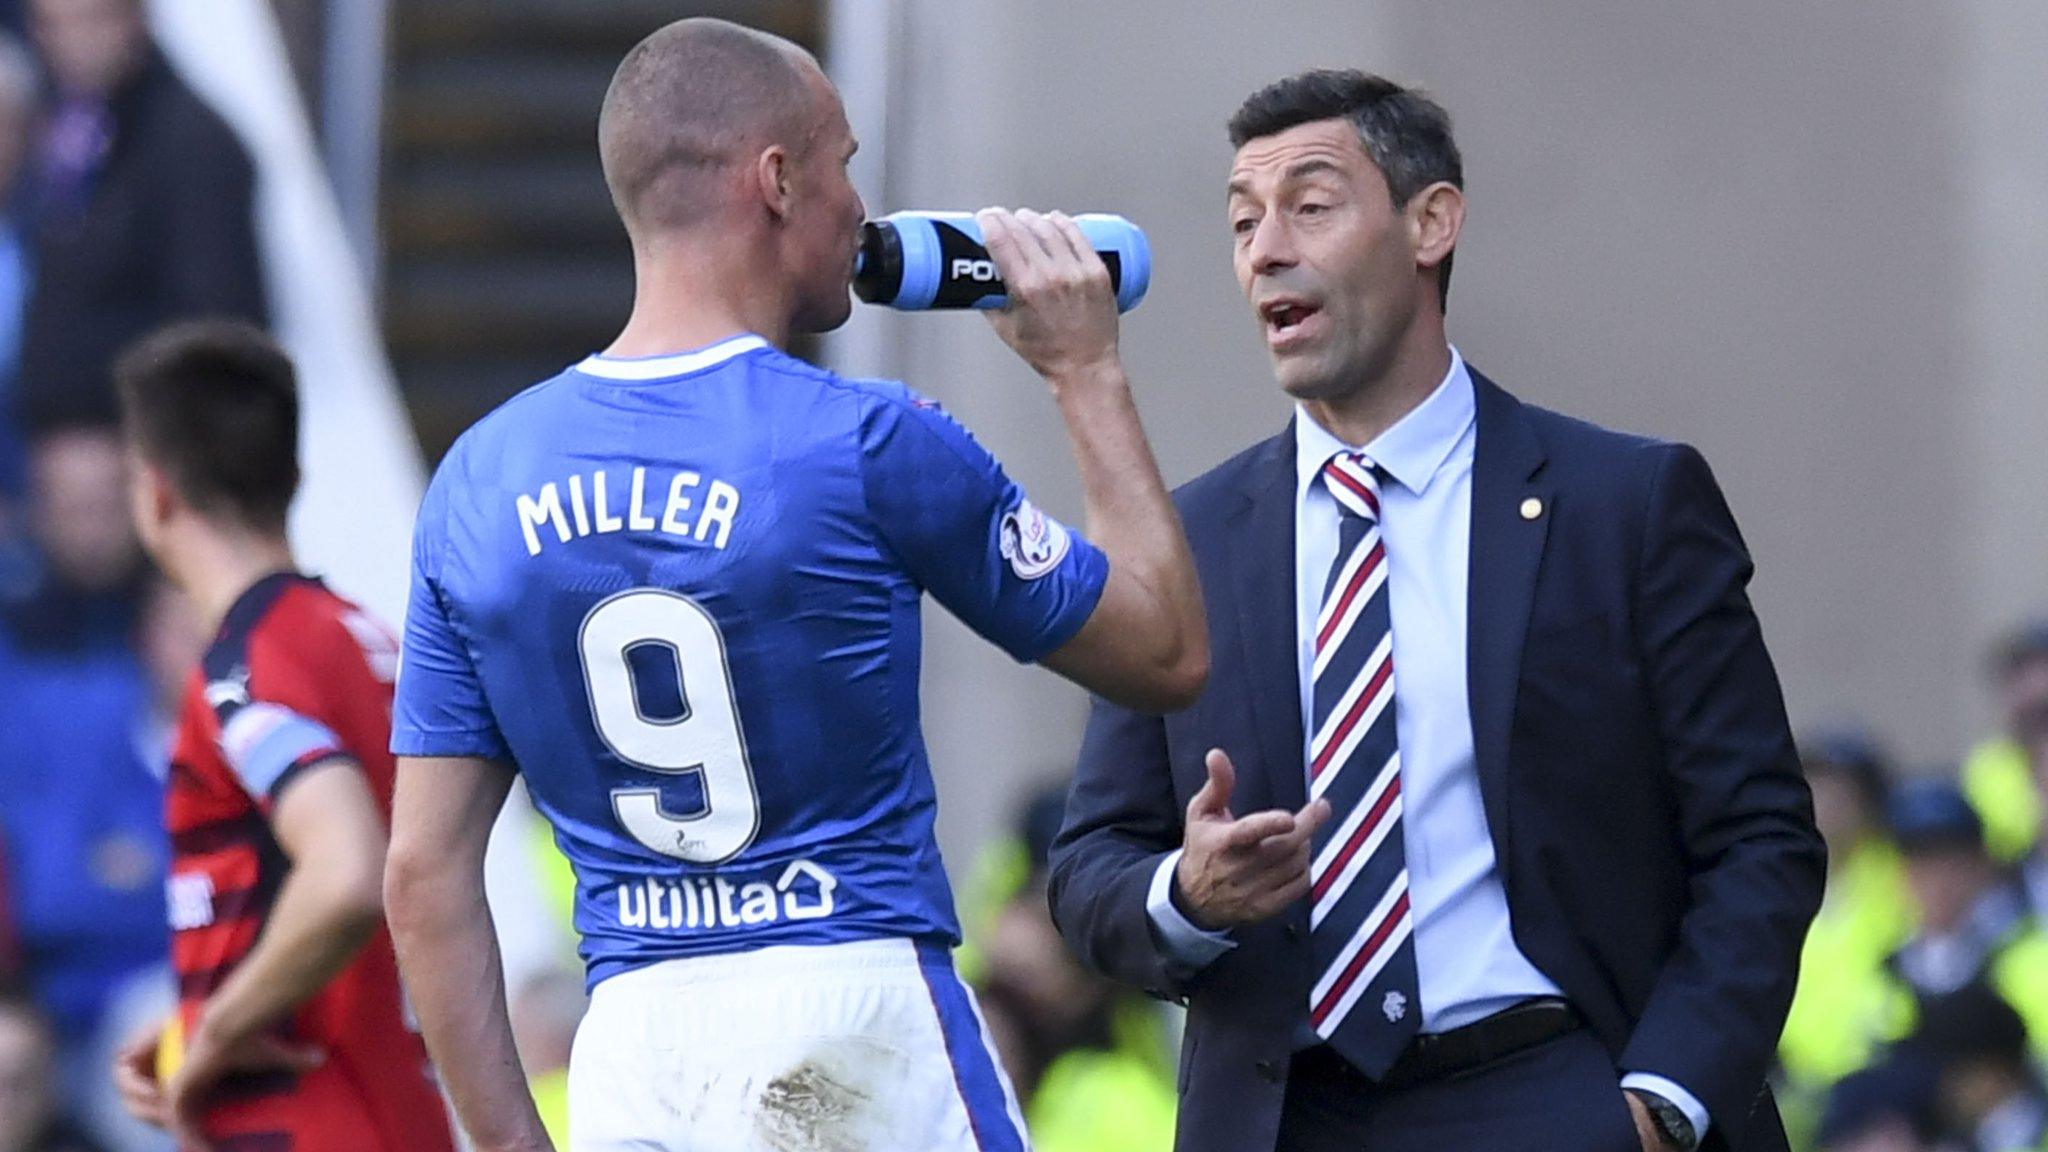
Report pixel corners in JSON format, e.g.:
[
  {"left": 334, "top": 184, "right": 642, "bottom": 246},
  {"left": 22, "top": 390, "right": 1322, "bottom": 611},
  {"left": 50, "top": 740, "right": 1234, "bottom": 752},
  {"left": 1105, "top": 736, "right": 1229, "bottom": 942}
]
[{"left": 599, "top": 18, "right": 828, "bottom": 234}]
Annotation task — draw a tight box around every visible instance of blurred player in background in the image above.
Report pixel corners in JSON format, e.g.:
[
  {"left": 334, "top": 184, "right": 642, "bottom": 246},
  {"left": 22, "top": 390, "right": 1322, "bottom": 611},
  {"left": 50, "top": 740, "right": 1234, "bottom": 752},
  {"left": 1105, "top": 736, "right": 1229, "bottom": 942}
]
[
  {"left": 382, "top": 16, "right": 1205, "bottom": 1152},
  {"left": 0, "top": 994, "right": 102, "bottom": 1152},
  {"left": 107, "top": 321, "right": 454, "bottom": 1152}
]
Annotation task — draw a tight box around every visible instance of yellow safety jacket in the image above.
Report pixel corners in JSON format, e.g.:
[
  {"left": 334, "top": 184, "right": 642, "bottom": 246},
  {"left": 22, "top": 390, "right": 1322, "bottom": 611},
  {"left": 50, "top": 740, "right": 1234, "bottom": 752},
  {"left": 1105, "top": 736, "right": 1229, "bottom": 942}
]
[
  {"left": 1777, "top": 839, "right": 1914, "bottom": 1088},
  {"left": 1964, "top": 738, "right": 2040, "bottom": 865},
  {"left": 1026, "top": 1001, "right": 1179, "bottom": 1152}
]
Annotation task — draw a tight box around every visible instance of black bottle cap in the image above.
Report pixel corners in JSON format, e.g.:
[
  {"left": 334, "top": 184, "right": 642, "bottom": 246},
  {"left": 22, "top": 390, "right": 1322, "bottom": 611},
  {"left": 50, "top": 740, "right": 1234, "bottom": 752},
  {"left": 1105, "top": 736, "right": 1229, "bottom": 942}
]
[{"left": 852, "top": 221, "right": 904, "bottom": 305}]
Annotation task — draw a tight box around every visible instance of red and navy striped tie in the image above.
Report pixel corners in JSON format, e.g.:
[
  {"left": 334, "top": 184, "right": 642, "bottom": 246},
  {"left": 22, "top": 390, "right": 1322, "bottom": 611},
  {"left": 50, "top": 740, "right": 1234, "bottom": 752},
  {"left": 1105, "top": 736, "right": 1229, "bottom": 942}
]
[{"left": 1306, "top": 451, "right": 1420, "bottom": 1076}]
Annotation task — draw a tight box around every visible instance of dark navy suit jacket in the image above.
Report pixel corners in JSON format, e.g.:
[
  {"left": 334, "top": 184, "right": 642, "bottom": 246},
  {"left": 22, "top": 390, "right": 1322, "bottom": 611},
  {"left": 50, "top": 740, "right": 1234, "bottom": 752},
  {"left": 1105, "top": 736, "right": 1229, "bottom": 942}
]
[{"left": 1047, "top": 370, "right": 1825, "bottom": 1152}]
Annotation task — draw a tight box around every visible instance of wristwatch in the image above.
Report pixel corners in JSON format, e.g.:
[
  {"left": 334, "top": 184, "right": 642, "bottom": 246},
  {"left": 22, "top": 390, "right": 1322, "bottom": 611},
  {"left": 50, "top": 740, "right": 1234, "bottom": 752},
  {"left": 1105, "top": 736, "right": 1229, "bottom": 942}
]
[{"left": 1630, "top": 1089, "right": 1699, "bottom": 1152}]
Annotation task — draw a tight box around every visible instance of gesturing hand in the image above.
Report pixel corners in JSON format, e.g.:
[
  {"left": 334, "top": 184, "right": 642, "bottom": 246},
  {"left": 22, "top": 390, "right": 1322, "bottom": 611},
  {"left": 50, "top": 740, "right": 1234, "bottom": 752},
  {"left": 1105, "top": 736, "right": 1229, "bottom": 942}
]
[
  {"left": 1174, "top": 748, "right": 1331, "bottom": 931},
  {"left": 976, "top": 207, "right": 1121, "bottom": 383}
]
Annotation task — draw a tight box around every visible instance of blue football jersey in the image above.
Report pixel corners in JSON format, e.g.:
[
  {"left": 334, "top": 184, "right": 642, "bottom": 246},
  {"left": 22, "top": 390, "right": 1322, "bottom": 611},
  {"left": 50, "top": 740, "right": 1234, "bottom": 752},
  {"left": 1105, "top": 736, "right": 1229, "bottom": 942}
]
[{"left": 392, "top": 335, "right": 1107, "bottom": 987}]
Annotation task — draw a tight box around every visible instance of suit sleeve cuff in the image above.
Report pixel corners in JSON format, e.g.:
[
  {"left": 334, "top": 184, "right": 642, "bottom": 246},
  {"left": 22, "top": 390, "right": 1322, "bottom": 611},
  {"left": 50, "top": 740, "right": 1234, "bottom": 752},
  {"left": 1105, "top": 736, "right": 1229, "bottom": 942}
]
[
  {"left": 1146, "top": 849, "right": 1236, "bottom": 969},
  {"left": 1621, "top": 1071, "right": 1710, "bottom": 1145}
]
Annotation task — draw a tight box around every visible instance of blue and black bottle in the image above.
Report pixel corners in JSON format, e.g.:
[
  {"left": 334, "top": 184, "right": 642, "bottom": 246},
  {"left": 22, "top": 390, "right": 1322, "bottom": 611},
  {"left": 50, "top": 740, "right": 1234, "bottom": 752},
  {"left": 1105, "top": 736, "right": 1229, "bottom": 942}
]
[{"left": 853, "top": 210, "right": 1151, "bottom": 312}]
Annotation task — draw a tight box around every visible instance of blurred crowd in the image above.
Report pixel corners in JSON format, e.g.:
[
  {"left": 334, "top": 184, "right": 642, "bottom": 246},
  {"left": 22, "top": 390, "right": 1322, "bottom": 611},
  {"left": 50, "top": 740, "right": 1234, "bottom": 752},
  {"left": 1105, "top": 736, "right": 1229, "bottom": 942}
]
[
  {"left": 1773, "top": 626, "right": 2048, "bottom": 1152},
  {"left": 0, "top": 0, "right": 265, "bottom": 1149},
  {"left": 954, "top": 783, "right": 1178, "bottom": 1152}
]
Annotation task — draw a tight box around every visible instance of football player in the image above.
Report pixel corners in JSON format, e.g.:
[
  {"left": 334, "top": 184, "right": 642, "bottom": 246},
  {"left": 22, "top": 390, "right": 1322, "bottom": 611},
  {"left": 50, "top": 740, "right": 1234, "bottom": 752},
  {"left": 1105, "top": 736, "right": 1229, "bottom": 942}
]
[
  {"left": 111, "top": 321, "right": 456, "bottom": 1152},
  {"left": 383, "top": 16, "right": 1206, "bottom": 1152}
]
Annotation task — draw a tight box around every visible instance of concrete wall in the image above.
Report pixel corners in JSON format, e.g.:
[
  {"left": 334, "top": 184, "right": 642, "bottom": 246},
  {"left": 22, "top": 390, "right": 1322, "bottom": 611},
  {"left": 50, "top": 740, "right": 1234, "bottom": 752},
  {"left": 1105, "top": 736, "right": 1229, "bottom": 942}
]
[{"left": 824, "top": 1, "right": 2048, "bottom": 867}]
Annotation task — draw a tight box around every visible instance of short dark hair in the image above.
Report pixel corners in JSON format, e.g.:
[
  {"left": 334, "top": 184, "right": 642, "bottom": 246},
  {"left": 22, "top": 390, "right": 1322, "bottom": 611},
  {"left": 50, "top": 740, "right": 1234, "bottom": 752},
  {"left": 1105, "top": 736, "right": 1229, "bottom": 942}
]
[
  {"left": 114, "top": 319, "right": 300, "bottom": 533},
  {"left": 1228, "top": 69, "right": 1463, "bottom": 310}
]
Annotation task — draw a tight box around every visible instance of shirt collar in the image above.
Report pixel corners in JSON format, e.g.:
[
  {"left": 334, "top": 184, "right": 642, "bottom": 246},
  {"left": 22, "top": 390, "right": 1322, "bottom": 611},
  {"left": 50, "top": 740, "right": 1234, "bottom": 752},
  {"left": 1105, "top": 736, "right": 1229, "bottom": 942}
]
[
  {"left": 576, "top": 333, "right": 769, "bottom": 381},
  {"left": 1295, "top": 346, "right": 1476, "bottom": 501}
]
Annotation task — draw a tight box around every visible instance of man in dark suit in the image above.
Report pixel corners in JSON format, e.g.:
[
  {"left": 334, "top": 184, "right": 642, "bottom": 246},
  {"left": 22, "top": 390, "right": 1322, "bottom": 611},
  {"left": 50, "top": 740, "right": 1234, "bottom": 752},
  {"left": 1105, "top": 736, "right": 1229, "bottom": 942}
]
[
  {"left": 18, "top": 0, "right": 267, "bottom": 430},
  {"left": 1048, "top": 69, "right": 1825, "bottom": 1152}
]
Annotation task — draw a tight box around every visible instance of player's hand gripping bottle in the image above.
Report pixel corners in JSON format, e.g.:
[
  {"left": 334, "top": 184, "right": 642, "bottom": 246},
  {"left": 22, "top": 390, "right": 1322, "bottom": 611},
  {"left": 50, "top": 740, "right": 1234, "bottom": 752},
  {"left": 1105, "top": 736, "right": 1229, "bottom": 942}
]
[{"left": 853, "top": 210, "right": 1150, "bottom": 312}]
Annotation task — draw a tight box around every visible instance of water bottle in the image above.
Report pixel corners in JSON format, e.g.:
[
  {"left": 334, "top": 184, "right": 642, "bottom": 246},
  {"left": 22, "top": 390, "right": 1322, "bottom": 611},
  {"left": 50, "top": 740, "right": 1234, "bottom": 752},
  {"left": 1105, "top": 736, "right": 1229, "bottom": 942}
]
[{"left": 853, "top": 210, "right": 1151, "bottom": 312}]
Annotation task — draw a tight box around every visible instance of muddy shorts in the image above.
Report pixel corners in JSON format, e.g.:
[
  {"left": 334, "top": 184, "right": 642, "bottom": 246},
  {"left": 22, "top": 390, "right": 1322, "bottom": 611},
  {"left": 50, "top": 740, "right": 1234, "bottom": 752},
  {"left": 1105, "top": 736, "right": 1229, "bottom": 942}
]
[{"left": 567, "top": 937, "right": 1029, "bottom": 1151}]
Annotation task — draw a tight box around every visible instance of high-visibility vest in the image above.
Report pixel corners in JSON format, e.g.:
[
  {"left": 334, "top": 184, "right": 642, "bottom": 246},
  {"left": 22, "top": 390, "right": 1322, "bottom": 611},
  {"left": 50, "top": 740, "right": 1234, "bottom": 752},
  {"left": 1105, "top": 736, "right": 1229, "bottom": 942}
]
[
  {"left": 1777, "top": 839, "right": 1915, "bottom": 1087},
  {"left": 1964, "top": 738, "right": 2040, "bottom": 864},
  {"left": 1027, "top": 1001, "right": 1179, "bottom": 1152},
  {"left": 532, "top": 1067, "right": 569, "bottom": 1150}
]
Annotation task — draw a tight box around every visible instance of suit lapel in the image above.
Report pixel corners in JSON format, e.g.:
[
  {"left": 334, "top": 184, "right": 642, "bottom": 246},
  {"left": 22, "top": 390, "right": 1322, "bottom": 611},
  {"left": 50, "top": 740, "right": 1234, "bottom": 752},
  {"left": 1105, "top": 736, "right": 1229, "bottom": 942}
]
[
  {"left": 1465, "top": 371, "right": 1550, "bottom": 863},
  {"left": 1226, "top": 423, "right": 1305, "bottom": 816}
]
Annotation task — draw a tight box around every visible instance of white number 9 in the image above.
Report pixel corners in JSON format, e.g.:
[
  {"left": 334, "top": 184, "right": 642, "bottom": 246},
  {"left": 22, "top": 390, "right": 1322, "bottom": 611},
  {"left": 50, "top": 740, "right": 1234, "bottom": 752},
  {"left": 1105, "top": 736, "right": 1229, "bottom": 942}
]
[{"left": 579, "top": 589, "right": 759, "bottom": 863}]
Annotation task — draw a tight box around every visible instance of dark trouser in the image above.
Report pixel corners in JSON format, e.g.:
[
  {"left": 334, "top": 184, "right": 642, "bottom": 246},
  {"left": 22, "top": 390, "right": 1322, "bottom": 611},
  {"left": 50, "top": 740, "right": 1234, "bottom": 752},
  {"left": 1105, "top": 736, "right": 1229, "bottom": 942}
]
[{"left": 1276, "top": 1029, "right": 1643, "bottom": 1152}]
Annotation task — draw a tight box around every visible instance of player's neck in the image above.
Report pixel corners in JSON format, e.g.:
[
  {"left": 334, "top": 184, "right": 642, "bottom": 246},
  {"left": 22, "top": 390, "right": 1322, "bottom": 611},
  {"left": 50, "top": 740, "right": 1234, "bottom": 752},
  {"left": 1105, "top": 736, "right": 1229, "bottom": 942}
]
[
  {"left": 610, "top": 234, "right": 791, "bottom": 356},
  {"left": 172, "top": 528, "right": 298, "bottom": 637}
]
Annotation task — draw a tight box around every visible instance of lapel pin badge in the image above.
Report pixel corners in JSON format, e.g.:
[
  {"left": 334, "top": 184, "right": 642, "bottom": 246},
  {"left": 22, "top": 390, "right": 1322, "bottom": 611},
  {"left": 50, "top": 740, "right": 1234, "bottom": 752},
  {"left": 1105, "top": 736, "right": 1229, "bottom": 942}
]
[{"left": 1520, "top": 497, "right": 1543, "bottom": 521}]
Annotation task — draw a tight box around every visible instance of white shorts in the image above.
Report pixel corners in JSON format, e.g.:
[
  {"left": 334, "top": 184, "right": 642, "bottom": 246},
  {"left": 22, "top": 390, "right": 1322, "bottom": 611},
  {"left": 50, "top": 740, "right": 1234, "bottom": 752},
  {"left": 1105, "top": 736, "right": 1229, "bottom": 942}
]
[{"left": 566, "top": 938, "right": 1030, "bottom": 1152}]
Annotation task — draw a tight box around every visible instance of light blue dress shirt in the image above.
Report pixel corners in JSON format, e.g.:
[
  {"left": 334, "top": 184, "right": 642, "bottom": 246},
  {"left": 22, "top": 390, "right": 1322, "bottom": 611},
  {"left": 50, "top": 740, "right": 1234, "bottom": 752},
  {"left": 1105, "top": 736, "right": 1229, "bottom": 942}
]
[{"left": 1144, "top": 348, "right": 1709, "bottom": 1141}]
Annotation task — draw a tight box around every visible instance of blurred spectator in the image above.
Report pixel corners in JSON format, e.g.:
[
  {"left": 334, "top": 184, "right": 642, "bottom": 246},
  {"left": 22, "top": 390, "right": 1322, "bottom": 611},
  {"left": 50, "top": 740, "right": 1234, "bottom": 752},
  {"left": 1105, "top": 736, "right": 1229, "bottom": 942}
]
[
  {"left": 1913, "top": 983, "right": 2048, "bottom": 1152},
  {"left": 2023, "top": 845, "right": 2048, "bottom": 932},
  {"left": 510, "top": 967, "right": 584, "bottom": 1152},
  {"left": 500, "top": 793, "right": 602, "bottom": 1142},
  {"left": 1815, "top": 1056, "right": 1941, "bottom": 1152},
  {"left": 1779, "top": 732, "right": 1914, "bottom": 1135},
  {"left": 0, "top": 583, "right": 166, "bottom": 1051},
  {"left": 969, "top": 784, "right": 1175, "bottom": 1152},
  {"left": 127, "top": 573, "right": 193, "bottom": 751},
  {"left": 0, "top": 996, "right": 103, "bottom": 1152},
  {"left": 954, "top": 781, "right": 1060, "bottom": 987},
  {"left": 1781, "top": 778, "right": 2048, "bottom": 1146},
  {"left": 0, "top": 426, "right": 142, "bottom": 652},
  {"left": 15, "top": 0, "right": 264, "bottom": 431},
  {"left": 1886, "top": 782, "right": 2048, "bottom": 1057},
  {"left": 1965, "top": 622, "right": 2048, "bottom": 931},
  {"left": 1892, "top": 783, "right": 2025, "bottom": 991},
  {"left": 1963, "top": 622, "right": 2048, "bottom": 865},
  {"left": 0, "top": 32, "right": 34, "bottom": 506},
  {"left": 0, "top": 575, "right": 190, "bottom": 1152}
]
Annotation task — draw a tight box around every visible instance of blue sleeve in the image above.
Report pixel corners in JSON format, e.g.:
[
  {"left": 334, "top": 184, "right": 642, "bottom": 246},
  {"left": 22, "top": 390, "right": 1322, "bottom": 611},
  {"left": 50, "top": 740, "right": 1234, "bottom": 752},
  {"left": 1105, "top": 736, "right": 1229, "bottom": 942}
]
[
  {"left": 860, "top": 386, "right": 1108, "bottom": 663},
  {"left": 390, "top": 465, "right": 511, "bottom": 761}
]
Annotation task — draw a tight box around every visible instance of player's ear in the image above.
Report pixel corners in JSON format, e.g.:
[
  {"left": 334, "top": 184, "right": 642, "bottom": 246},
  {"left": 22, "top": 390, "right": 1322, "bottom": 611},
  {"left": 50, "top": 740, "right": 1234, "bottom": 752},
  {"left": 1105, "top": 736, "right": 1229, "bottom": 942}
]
[{"left": 755, "top": 144, "right": 794, "bottom": 222}]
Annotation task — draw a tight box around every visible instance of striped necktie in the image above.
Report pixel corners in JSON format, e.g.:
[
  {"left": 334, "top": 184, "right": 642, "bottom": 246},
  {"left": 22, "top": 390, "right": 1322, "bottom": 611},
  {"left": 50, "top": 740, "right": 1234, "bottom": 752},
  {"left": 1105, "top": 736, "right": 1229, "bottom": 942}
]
[{"left": 1306, "top": 451, "right": 1420, "bottom": 1076}]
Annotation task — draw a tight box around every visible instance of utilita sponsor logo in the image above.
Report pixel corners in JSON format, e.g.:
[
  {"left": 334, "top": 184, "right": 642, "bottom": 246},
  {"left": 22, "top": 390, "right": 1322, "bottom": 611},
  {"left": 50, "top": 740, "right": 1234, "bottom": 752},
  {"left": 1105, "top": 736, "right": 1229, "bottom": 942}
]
[{"left": 616, "top": 859, "right": 837, "bottom": 932}]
